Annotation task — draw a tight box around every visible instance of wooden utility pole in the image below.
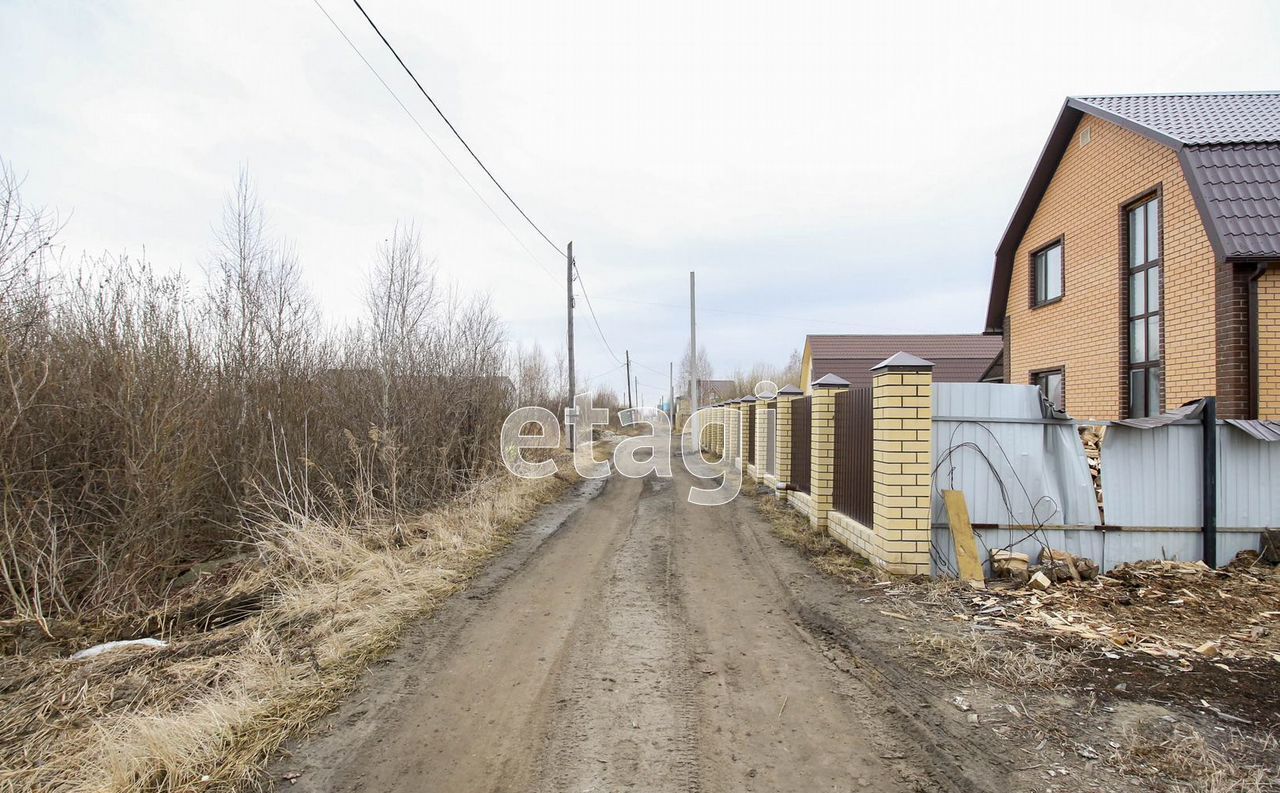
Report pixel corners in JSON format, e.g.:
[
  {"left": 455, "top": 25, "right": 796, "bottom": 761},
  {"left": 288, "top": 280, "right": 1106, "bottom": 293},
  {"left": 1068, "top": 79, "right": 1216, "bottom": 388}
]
[
  {"left": 625, "top": 350, "right": 633, "bottom": 409},
  {"left": 566, "top": 241, "right": 575, "bottom": 448},
  {"left": 669, "top": 361, "right": 674, "bottom": 421}
]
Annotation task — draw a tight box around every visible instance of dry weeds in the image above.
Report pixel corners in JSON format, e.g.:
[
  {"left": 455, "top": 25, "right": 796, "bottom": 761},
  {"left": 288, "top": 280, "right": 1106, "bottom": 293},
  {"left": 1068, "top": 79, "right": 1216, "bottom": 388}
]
[
  {"left": 1108, "top": 718, "right": 1280, "bottom": 793},
  {"left": 0, "top": 459, "right": 578, "bottom": 793},
  {"left": 752, "top": 492, "right": 875, "bottom": 585},
  {"left": 907, "top": 631, "right": 1086, "bottom": 689}
]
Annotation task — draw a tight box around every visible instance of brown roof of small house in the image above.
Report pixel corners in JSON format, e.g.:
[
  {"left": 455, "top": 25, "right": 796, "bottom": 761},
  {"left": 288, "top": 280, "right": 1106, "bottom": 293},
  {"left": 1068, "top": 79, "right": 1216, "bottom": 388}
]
[
  {"left": 696, "top": 379, "right": 738, "bottom": 402},
  {"left": 986, "top": 92, "right": 1280, "bottom": 332},
  {"left": 806, "top": 334, "right": 1002, "bottom": 388}
]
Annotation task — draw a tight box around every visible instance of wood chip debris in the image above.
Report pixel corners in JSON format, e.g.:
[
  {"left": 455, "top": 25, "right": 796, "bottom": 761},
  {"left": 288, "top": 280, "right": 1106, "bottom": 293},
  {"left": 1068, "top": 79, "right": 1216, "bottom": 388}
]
[{"left": 956, "top": 557, "right": 1280, "bottom": 662}]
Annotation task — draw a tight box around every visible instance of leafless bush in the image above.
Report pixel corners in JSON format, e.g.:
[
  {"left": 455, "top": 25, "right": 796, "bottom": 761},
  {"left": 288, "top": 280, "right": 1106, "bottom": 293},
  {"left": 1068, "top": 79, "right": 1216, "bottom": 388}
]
[
  {"left": 730, "top": 349, "right": 803, "bottom": 393},
  {"left": 0, "top": 162, "right": 517, "bottom": 622}
]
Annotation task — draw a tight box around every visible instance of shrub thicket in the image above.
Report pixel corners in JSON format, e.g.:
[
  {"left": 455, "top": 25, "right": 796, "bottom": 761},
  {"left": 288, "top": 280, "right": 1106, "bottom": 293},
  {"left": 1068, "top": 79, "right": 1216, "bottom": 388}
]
[{"left": 0, "top": 164, "right": 519, "bottom": 620}]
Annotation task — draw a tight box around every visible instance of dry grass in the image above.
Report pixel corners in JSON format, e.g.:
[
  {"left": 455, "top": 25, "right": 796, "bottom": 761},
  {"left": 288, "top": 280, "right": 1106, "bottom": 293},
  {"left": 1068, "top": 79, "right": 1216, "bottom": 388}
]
[
  {"left": 1109, "top": 719, "right": 1280, "bottom": 793},
  {"left": 907, "top": 631, "right": 1086, "bottom": 689},
  {"left": 0, "top": 459, "right": 578, "bottom": 793},
  {"left": 752, "top": 493, "right": 875, "bottom": 584}
]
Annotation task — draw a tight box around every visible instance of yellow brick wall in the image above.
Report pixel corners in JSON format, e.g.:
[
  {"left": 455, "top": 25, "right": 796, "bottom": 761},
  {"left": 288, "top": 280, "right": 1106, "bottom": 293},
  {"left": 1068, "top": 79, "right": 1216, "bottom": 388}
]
[
  {"left": 808, "top": 389, "right": 840, "bottom": 529},
  {"left": 1260, "top": 268, "right": 1280, "bottom": 420},
  {"left": 775, "top": 398, "right": 793, "bottom": 499},
  {"left": 869, "top": 369, "right": 933, "bottom": 576},
  {"left": 1007, "top": 113, "right": 1219, "bottom": 420}
]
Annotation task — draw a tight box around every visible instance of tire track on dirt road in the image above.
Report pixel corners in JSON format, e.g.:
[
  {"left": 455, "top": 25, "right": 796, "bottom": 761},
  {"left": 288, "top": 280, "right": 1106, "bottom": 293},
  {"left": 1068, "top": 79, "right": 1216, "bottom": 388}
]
[
  {"left": 534, "top": 474, "right": 702, "bottom": 792},
  {"left": 269, "top": 437, "right": 965, "bottom": 792},
  {"left": 268, "top": 474, "right": 637, "bottom": 792}
]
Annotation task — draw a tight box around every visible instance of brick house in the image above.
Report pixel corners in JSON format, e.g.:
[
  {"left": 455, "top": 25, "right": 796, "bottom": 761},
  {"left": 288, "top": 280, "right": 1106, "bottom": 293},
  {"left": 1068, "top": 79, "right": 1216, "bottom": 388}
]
[{"left": 986, "top": 92, "right": 1280, "bottom": 420}]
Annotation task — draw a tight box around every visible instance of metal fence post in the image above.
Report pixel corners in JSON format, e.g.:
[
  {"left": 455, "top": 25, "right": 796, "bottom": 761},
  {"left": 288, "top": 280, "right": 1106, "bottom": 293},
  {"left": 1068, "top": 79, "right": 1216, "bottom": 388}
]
[{"left": 1202, "top": 396, "right": 1218, "bottom": 568}]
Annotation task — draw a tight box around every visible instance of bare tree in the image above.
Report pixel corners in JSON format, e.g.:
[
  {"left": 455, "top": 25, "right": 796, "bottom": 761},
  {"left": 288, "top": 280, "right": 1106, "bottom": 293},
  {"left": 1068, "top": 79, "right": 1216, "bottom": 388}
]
[
  {"left": 365, "top": 222, "right": 436, "bottom": 427},
  {"left": 731, "top": 349, "right": 802, "bottom": 394},
  {"left": 0, "top": 159, "right": 57, "bottom": 337},
  {"left": 512, "top": 340, "right": 555, "bottom": 408},
  {"left": 678, "top": 342, "right": 712, "bottom": 402},
  {"left": 0, "top": 160, "right": 514, "bottom": 621}
]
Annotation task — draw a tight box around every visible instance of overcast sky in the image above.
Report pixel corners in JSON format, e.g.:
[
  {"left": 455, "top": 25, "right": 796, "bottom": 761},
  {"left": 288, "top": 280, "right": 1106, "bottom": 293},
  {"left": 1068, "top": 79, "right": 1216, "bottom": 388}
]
[{"left": 4, "top": 1, "right": 1280, "bottom": 403}]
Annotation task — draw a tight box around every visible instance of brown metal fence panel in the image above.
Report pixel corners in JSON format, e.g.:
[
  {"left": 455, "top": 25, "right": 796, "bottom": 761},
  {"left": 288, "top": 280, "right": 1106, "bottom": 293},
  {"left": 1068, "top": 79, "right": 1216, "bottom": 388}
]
[
  {"left": 789, "top": 396, "right": 811, "bottom": 494},
  {"left": 765, "top": 400, "right": 777, "bottom": 475},
  {"left": 833, "top": 387, "right": 873, "bottom": 526},
  {"left": 746, "top": 406, "right": 756, "bottom": 465}
]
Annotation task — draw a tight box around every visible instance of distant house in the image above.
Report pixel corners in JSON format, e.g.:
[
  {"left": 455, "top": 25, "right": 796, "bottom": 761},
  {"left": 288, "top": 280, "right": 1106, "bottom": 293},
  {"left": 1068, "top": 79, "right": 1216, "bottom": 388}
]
[
  {"left": 696, "top": 378, "right": 738, "bottom": 405},
  {"left": 799, "top": 334, "right": 1003, "bottom": 393},
  {"left": 987, "top": 92, "right": 1280, "bottom": 420}
]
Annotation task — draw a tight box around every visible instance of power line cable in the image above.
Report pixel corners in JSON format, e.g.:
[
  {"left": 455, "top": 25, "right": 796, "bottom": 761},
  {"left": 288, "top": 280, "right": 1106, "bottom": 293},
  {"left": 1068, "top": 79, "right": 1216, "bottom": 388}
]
[
  {"left": 572, "top": 262, "right": 624, "bottom": 366},
  {"left": 349, "top": 0, "right": 564, "bottom": 257},
  {"left": 322, "top": 0, "right": 634, "bottom": 368},
  {"left": 310, "top": 0, "right": 557, "bottom": 284},
  {"left": 580, "top": 362, "right": 626, "bottom": 384},
  {"left": 631, "top": 358, "right": 667, "bottom": 376}
]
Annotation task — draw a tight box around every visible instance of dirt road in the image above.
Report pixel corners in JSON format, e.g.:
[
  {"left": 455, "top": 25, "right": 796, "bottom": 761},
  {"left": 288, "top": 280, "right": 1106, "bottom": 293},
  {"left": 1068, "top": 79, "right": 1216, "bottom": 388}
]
[{"left": 270, "top": 443, "right": 1007, "bottom": 792}]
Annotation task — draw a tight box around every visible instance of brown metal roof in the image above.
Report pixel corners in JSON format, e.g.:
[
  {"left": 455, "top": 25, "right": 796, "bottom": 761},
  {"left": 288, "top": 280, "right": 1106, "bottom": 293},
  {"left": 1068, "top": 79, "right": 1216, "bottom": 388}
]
[
  {"left": 1074, "top": 92, "right": 1280, "bottom": 146},
  {"left": 806, "top": 334, "right": 1001, "bottom": 389},
  {"left": 986, "top": 93, "right": 1280, "bottom": 332},
  {"left": 696, "top": 379, "right": 738, "bottom": 402},
  {"left": 808, "top": 334, "right": 1001, "bottom": 360},
  {"left": 1182, "top": 144, "right": 1280, "bottom": 259}
]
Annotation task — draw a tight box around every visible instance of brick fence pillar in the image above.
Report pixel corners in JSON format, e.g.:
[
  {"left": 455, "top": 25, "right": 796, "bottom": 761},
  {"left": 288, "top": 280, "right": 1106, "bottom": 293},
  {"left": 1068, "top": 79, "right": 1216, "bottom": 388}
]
[
  {"left": 774, "top": 385, "right": 802, "bottom": 500},
  {"left": 721, "top": 401, "right": 732, "bottom": 457},
  {"left": 871, "top": 353, "right": 934, "bottom": 576},
  {"left": 732, "top": 396, "right": 742, "bottom": 465},
  {"left": 739, "top": 395, "right": 758, "bottom": 479},
  {"left": 809, "top": 373, "right": 851, "bottom": 530}
]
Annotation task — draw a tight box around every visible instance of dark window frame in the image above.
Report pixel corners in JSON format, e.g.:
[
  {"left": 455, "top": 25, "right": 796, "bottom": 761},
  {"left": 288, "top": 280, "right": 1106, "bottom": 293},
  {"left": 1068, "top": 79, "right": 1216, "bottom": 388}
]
[
  {"left": 1029, "top": 237, "right": 1065, "bottom": 308},
  {"left": 1030, "top": 366, "right": 1066, "bottom": 411},
  {"left": 1121, "top": 186, "right": 1165, "bottom": 419}
]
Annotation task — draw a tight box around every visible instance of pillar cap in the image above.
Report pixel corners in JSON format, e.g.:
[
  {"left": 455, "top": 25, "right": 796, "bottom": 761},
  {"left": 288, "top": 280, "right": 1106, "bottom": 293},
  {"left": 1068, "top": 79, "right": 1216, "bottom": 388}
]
[
  {"left": 740, "top": 395, "right": 757, "bottom": 403},
  {"left": 871, "top": 351, "right": 934, "bottom": 372},
  {"left": 777, "top": 384, "right": 803, "bottom": 396},
  {"left": 811, "top": 373, "right": 852, "bottom": 389}
]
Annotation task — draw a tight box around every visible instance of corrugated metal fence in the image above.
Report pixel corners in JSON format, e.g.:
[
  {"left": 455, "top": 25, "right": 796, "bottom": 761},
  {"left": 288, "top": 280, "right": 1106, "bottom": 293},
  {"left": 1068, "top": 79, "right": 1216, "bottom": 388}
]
[
  {"left": 931, "top": 383, "right": 1099, "bottom": 527},
  {"left": 833, "top": 387, "right": 873, "bottom": 527},
  {"left": 929, "top": 382, "right": 1280, "bottom": 576},
  {"left": 764, "top": 399, "right": 778, "bottom": 476}
]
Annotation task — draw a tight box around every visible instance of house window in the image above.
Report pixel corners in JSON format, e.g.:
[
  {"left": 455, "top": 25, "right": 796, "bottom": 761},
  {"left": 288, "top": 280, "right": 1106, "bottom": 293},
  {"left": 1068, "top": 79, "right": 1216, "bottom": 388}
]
[
  {"left": 1126, "top": 195, "right": 1161, "bottom": 418},
  {"left": 1033, "top": 368, "right": 1065, "bottom": 411},
  {"left": 1032, "top": 240, "right": 1063, "bottom": 306}
]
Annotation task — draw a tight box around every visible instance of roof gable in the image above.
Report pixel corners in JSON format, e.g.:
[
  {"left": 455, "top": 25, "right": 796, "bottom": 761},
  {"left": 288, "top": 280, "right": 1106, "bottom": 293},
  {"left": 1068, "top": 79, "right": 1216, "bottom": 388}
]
[{"left": 986, "top": 92, "right": 1280, "bottom": 332}]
